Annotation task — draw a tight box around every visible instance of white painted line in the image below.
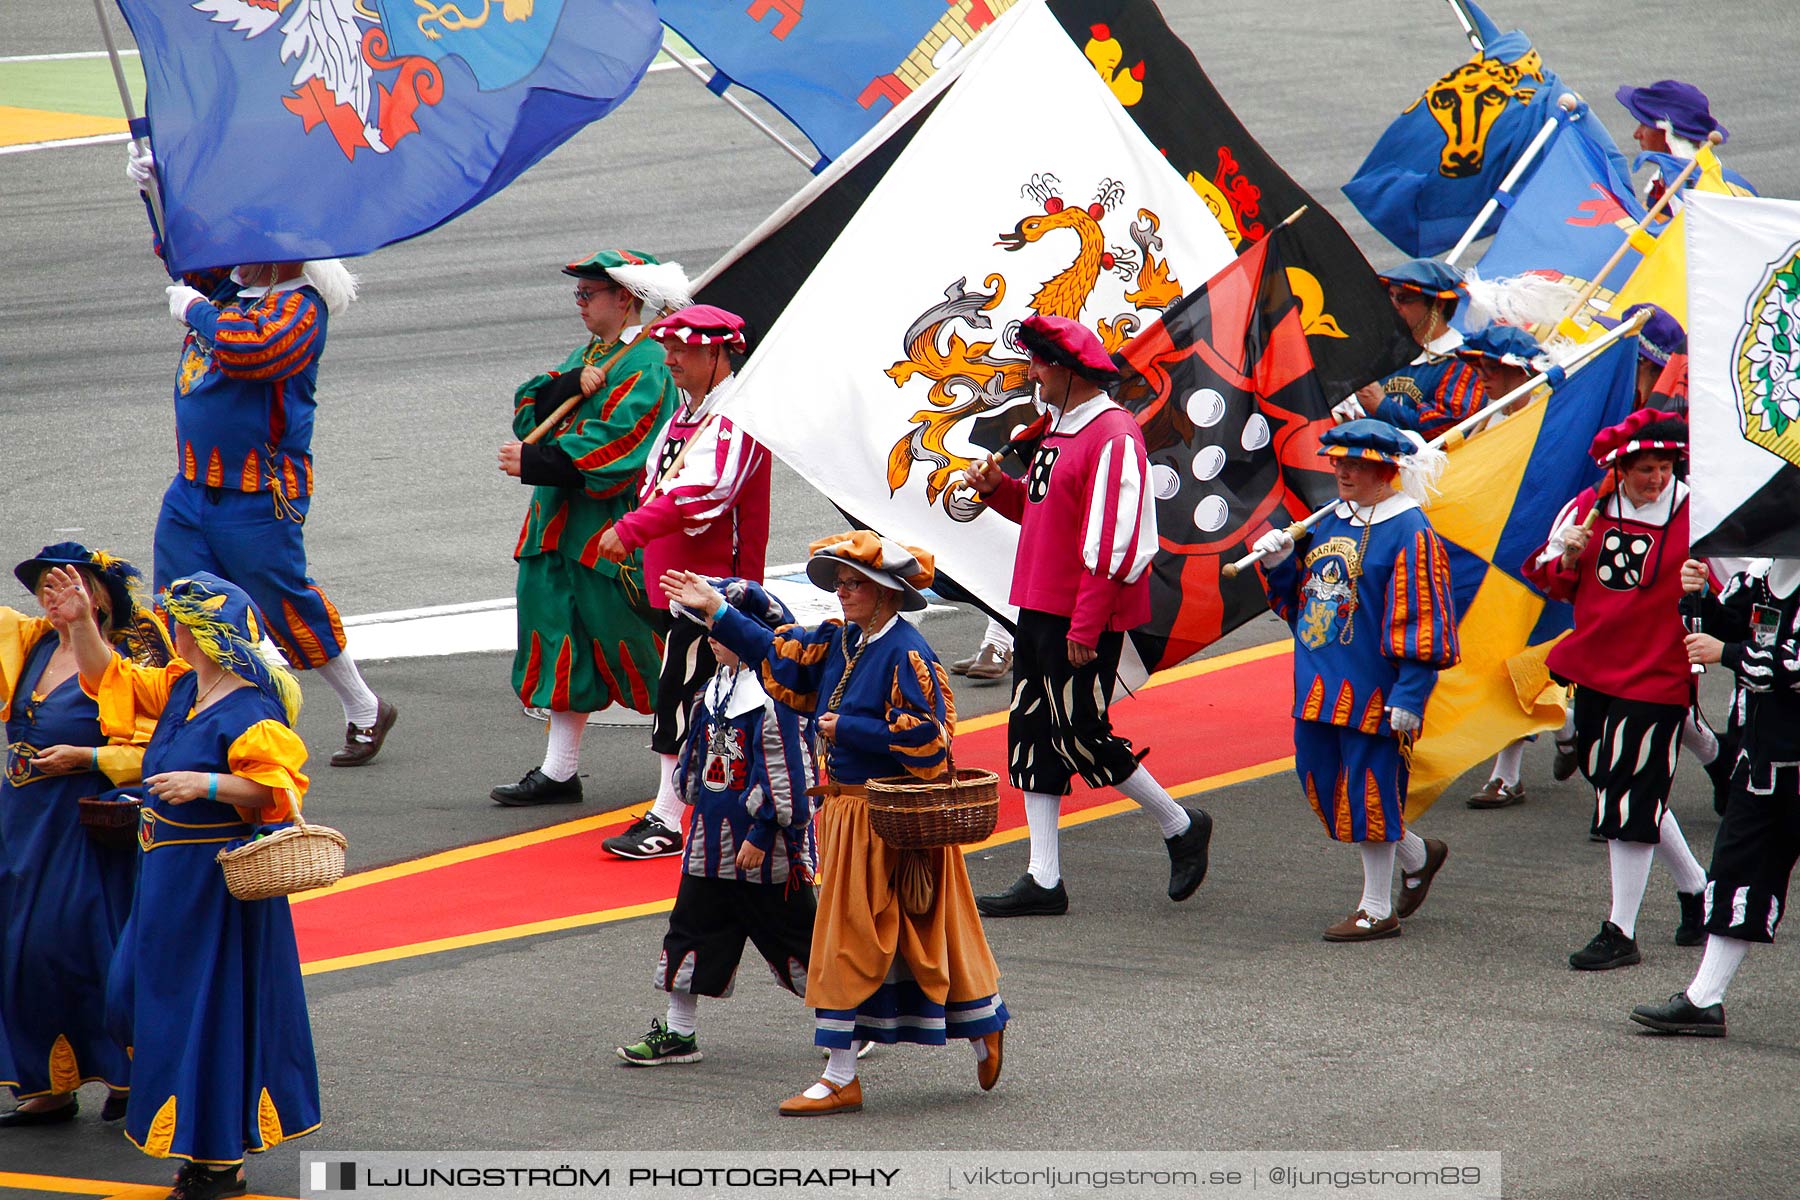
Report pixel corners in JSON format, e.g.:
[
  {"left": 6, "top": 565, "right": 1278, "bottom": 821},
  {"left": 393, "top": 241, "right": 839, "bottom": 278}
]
[{"left": 0, "top": 131, "right": 131, "bottom": 156}]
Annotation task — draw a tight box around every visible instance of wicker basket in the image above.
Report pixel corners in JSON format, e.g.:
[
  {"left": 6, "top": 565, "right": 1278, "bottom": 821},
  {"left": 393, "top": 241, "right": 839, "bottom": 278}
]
[
  {"left": 77, "top": 795, "right": 142, "bottom": 849},
  {"left": 865, "top": 736, "right": 1000, "bottom": 850},
  {"left": 216, "top": 807, "right": 347, "bottom": 901}
]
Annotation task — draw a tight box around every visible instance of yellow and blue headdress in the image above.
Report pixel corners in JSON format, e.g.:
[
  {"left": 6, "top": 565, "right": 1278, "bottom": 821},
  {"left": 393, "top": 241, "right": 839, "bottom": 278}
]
[
  {"left": 161, "top": 573, "right": 301, "bottom": 724},
  {"left": 13, "top": 542, "right": 170, "bottom": 666},
  {"left": 1319, "top": 418, "right": 1415, "bottom": 466},
  {"left": 1378, "top": 259, "right": 1466, "bottom": 313}
]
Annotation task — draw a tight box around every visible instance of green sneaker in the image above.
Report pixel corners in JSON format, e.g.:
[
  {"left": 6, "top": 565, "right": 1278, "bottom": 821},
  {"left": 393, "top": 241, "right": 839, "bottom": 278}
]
[{"left": 616, "top": 1018, "right": 701, "bottom": 1066}]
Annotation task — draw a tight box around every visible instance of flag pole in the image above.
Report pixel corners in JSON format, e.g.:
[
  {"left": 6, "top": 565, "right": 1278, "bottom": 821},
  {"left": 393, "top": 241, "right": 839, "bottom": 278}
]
[
  {"left": 1546, "top": 131, "right": 1722, "bottom": 334},
  {"left": 1220, "top": 308, "right": 1651, "bottom": 578},
  {"left": 666, "top": 50, "right": 819, "bottom": 171},
  {"left": 91, "top": 0, "right": 165, "bottom": 235},
  {"left": 1442, "top": 0, "right": 1485, "bottom": 52},
  {"left": 1443, "top": 93, "right": 1578, "bottom": 267}
]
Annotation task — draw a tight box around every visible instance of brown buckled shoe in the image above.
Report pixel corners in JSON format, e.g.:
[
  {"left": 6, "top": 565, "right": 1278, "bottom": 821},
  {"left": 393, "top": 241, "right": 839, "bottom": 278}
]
[
  {"left": 1322, "top": 909, "right": 1401, "bottom": 942},
  {"left": 963, "top": 643, "right": 1013, "bottom": 683},
  {"left": 1466, "top": 779, "right": 1526, "bottom": 809},
  {"left": 778, "top": 1076, "right": 863, "bottom": 1117},
  {"left": 1395, "top": 837, "right": 1448, "bottom": 919},
  {"left": 976, "top": 1030, "right": 1004, "bottom": 1091},
  {"left": 330, "top": 698, "right": 397, "bottom": 767}
]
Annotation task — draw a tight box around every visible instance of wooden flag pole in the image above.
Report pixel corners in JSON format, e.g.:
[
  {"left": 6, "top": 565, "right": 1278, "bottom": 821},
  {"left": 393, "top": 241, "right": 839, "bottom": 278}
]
[
  {"left": 666, "top": 50, "right": 818, "bottom": 171},
  {"left": 1220, "top": 307, "right": 1651, "bottom": 579},
  {"left": 92, "top": 0, "right": 165, "bottom": 236},
  {"left": 1442, "top": 93, "right": 1579, "bottom": 267},
  {"left": 1547, "top": 131, "right": 1722, "bottom": 332}
]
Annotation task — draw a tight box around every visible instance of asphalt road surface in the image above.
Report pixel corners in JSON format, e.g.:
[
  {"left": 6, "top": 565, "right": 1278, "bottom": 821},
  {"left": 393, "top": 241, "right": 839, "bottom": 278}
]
[{"left": 2, "top": 1, "right": 1797, "bottom": 1196}]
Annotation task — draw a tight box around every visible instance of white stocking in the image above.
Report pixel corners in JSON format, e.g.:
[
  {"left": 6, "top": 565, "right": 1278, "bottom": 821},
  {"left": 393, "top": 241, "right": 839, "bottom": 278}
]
[
  {"left": 540, "top": 710, "right": 585, "bottom": 781},
  {"left": 1359, "top": 841, "right": 1398, "bottom": 920},
  {"left": 1024, "top": 792, "right": 1063, "bottom": 887},
  {"left": 648, "top": 753, "right": 685, "bottom": 828}
]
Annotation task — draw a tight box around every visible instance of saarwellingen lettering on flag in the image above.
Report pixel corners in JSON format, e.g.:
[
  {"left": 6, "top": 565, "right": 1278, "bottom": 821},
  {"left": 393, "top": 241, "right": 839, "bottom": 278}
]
[
  {"left": 1343, "top": 0, "right": 1629, "bottom": 258},
  {"left": 711, "top": 0, "right": 1237, "bottom": 614},
  {"left": 1687, "top": 193, "right": 1800, "bottom": 559},
  {"left": 116, "top": 0, "right": 661, "bottom": 272},
  {"left": 1405, "top": 334, "right": 1639, "bottom": 810}
]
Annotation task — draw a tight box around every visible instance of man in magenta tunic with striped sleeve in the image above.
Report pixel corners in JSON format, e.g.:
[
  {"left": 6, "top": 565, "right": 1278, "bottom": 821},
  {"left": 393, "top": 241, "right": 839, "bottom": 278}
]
[{"left": 966, "top": 314, "right": 1213, "bottom": 918}]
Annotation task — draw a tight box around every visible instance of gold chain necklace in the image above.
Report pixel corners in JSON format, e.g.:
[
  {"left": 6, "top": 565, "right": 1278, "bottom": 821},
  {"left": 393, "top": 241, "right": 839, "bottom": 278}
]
[{"left": 190, "top": 670, "right": 233, "bottom": 712}]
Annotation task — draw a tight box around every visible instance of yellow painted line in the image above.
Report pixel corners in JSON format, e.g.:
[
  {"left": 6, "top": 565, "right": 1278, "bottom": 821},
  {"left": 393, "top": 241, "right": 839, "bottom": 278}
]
[
  {"left": 302, "top": 753, "right": 1295, "bottom": 975},
  {"left": 302, "top": 898, "right": 675, "bottom": 976},
  {"left": 0, "top": 105, "right": 125, "bottom": 147},
  {"left": 0, "top": 1175, "right": 288, "bottom": 1200},
  {"left": 289, "top": 799, "right": 653, "bottom": 904}
]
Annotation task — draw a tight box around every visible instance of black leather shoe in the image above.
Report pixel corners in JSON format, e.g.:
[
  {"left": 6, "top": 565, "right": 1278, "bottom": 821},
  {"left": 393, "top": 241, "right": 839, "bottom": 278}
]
[
  {"left": 976, "top": 873, "right": 1068, "bottom": 917},
  {"left": 1675, "top": 891, "right": 1706, "bottom": 946},
  {"left": 0, "top": 1098, "right": 78, "bottom": 1127},
  {"left": 331, "top": 698, "right": 398, "bottom": 767},
  {"left": 100, "top": 1091, "right": 129, "bottom": 1122},
  {"left": 1570, "top": 920, "right": 1641, "bottom": 970},
  {"left": 169, "top": 1162, "right": 248, "bottom": 1200},
  {"left": 1631, "top": 991, "right": 1726, "bottom": 1037},
  {"left": 1166, "top": 808, "right": 1213, "bottom": 901},
  {"left": 490, "top": 768, "right": 583, "bottom": 807},
  {"left": 1552, "top": 738, "right": 1579, "bottom": 782}
]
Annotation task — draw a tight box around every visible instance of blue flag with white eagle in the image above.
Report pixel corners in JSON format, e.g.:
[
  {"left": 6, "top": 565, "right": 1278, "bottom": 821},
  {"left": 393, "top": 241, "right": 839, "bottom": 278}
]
[
  {"left": 117, "top": 0, "right": 662, "bottom": 272},
  {"left": 1342, "top": 0, "right": 1628, "bottom": 258}
]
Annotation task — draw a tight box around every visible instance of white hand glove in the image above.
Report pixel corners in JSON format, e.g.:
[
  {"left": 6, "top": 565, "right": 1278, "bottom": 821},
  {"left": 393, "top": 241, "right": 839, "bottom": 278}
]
[
  {"left": 126, "top": 142, "right": 156, "bottom": 190},
  {"left": 166, "top": 285, "right": 206, "bottom": 324},
  {"left": 1387, "top": 707, "right": 1422, "bottom": 734},
  {"left": 1331, "top": 396, "right": 1367, "bottom": 424},
  {"left": 1252, "top": 528, "right": 1296, "bottom": 567}
]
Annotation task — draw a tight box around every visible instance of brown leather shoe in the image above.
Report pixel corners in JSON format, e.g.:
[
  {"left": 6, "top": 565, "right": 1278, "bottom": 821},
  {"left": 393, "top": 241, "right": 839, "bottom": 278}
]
[
  {"left": 1466, "top": 779, "right": 1526, "bottom": 809},
  {"left": 331, "top": 698, "right": 397, "bottom": 767},
  {"left": 963, "top": 643, "right": 1013, "bottom": 682},
  {"left": 1322, "top": 909, "right": 1401, "bottom": 942},
  {"left": 779, "top": 1076, "right": 863, "bottom": 1117},
  {"left": 976, "top": 1030, "right": 1004, "bottom": 1091},
  {"left": 1395, "top": 837, "right": 1448, "bottom": 919}
]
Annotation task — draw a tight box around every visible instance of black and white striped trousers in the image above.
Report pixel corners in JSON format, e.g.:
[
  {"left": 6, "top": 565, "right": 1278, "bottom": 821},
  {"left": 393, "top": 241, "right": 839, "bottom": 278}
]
[{"left": 1572, "top": 685, "right": 1686, "bottom": 843}]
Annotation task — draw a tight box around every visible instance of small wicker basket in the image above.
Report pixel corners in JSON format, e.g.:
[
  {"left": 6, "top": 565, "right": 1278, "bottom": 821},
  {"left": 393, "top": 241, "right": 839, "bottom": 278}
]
[
  {"left": 77, "top": 794, "right": 142, "bottom": 849},
  {"left": 216, "top": 806, "right": 347, "bottom": 901},
  {"left": 865, "top": 736, "right": 999, "bottom": 850}
]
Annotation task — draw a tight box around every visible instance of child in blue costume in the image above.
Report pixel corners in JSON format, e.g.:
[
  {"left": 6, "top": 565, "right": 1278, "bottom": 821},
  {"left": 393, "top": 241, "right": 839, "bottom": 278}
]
[
  {"left": 47, "top": 568, "right": 318, "bottom": 1200},
  {"left": 1338, "top": 259, "right": 1484, "bottom": 439},
  {"left": 1255, "top": 420, "right": 1461, "bottom": 941},
  {"left": 0, "top": 544, "right": 168, "bottom": 1128},
  {"left": 615, "top": 579, "right": 818, "bottom": 1067}
]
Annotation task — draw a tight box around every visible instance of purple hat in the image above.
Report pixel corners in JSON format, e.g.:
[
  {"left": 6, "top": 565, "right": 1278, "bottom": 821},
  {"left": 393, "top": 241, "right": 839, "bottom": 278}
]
[
  {"left": 1616, "top": 81, "right": 1728, "bottom": 145},
  {"left": 645, "top": 304, "right": 747, "bottom": 350},
  {"left": 1017, "top": 314, "right": 1120, "bottom": 386},
  {"left": 1619, "top": 303, "right": 1687, "bottom": 367}
]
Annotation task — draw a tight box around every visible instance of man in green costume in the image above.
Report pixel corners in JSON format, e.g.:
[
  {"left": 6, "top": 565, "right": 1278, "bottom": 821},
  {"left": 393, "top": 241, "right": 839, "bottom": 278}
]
[{"left": 492, "top": 250, "right": 684, "bottom": 806}]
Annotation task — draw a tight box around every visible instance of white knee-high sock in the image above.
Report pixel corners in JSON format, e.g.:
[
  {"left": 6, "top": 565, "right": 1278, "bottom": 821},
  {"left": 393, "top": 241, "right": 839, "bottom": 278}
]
[
  {"left": 540, "top": 710, "right": 586, "bottom": 781},
  {"left": 665, "top": 992, "right": 697, "bottom": 1036},
  {"left": 1115, "top": 766, "right": 1191, "bottom": 838},
  {"left": 1686, "top": 935, "right": 1750, "bottom": 1008},
  {"left": 808, "top": 1047, "right": 858, "bottom": 1095},
  {"left": 315, "top": 652, "right": 379, "bottom": 728},
  {"left": 1655, "top": 811, "right": 1708, "bottom": 895},
  {"left": 980, "top": 618, "right": 1013, "bottom": 652},
  {"left": 1395, "top": 829, "right": 1427, "bottom": 873},
  {"left": 1024, "top": 792, "right": 1063, "bottom": 887},
  {"left": 1491, "top": 740, "right": 1526, "bottom": 788},
  {"left": 1680, "top": 711, "right": 1719, "bottom": 765},
  {"left": 1607, "top": 840, "right": 1656, "bottom": 938},
  {"left": 1359, "top": 841, "right": 1398, "bottom": 919},
  {"left": 1559, "top": 709, "right": 1576, "bottom": 740},
  {"left": 648, "top": 753, "right": 685, "bottom": 828}
]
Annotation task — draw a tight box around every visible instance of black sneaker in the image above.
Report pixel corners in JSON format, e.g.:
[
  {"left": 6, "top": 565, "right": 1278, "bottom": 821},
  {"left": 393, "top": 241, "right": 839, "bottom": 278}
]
[
  {"left": 602, "top": 813, "right": 684, "bottom": 860},
  {"left": 615, "top": 1018, "right": 702, "bottom": 1065},
  {"left": 1570, "top": 920, "right": 1641, "bottom": 970},
  {"left": 1552, "top": 738, "right": 1579, "bottom": 782},
  {"left": 1631, "top": 991, "right": 1726, "bottom": 1037},
  {"left": 490, "top": 767, "right": 583, "bottom": 807},
  {"left": 976, "top": 873, "right": 1069, "bottom": 917},
  {"left": 1166, "top": 808, "right": 1213, "bottom": 901},
  {"left": 1675, "top": 891, "right": 1706, "bottom": 946}
]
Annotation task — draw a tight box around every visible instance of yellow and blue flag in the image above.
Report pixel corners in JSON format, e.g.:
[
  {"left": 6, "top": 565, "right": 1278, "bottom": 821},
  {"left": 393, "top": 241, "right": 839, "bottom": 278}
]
[
  {"left": 117, "top": 0, "right": 661, "bottom": 272},
  {"left": 1406, "top": 334, "right": 1639, "bottom": 811},
  {"left": 1343, "top": 1, "right": 1629, "bottom": 258}
]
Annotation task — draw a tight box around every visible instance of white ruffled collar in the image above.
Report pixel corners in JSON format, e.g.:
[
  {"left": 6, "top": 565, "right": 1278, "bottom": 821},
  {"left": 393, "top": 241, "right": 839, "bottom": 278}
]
[{"left": 1333, "top": 494, "right": 1420, "bottom": 525}]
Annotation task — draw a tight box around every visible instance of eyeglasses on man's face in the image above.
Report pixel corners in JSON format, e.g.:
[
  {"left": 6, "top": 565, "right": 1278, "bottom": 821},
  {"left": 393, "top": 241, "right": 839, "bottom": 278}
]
[{"left": 573, "top": 285, "right": 619, "bottom": 304}]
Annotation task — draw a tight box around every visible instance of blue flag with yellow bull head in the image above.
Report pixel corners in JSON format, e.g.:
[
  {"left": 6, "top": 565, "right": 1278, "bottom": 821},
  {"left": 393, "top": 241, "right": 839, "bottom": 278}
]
[
  {"left": 657, "top": 0, "right": 1013, "bottom": 165},
  {"left": 1342, "top": 1, "right": 1629, "bottom": 258},
  {"left": 1404, "top": 333, "right": 1639, "bottom": 811},
  {"left": 117, "top": 0, "right": 662, "bottom": 272}
]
